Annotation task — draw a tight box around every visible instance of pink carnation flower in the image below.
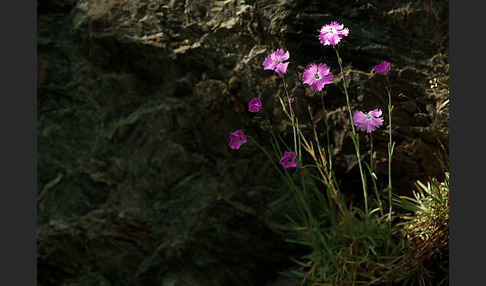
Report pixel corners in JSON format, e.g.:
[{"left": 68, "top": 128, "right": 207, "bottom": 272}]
[
  {"left": 229, "top": 130, "right": 247, "bottom": 150},
  {"left": 288, "top": 97, "right": 294, "bottom": 104},
  {"left": 374, "top": 61, "right": 391, "bottom": 76},
  {"left": 263, "top": 49, "right": 290, "bottom": 77},
  {"left": 280, "top": 151, "right": 297, "bottom": 168},
  {"left": 353, "top": 109, "right": 384, "bottom": 133},
  {"left": 248, "top": 97, "right": 262, "bottom": 113},
  {"left": 318, "top": 21, "right": 349, "bottom": 46},
  {"left": 302, "top": 63, "right": 334, "bottom": 92}
]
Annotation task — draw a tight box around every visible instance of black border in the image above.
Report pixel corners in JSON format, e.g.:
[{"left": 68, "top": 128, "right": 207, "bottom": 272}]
[
  {"left": 0, "top": 1, "right": 37, "bottom": 285},
  {"left": 450, "top": 1, "right": 484, "bottom": 285}
]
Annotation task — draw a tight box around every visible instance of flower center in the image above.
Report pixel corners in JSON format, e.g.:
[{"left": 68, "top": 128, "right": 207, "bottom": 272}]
[
  {"left": 287, "top": 157, "right": 292, "bottom": 162},
  {"left": 314, "top": 72, "right": 322, "bottom": 80},
  {"left": 365, "top": 113, "right": 372, "bottom": 121}
]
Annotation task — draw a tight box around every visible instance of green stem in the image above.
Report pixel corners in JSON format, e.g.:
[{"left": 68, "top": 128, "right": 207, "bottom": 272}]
[
  {"left": 320, "top": 93, "right": 337, "bottom": 192},
  {"left": 282, "top": 78, "right": 299, "bottom": 164},
  {"left": 369, "top": 134, "right": 373, "bottom": 169},
  {"left": 250, "top": 135, "right": 310, "bottom": 224},
  {"left": 386, "top": 77, "right": 394, "bottom": 223},
  {"left": 369, "top": 135, "right": 383, "bottom": 217},
  {"left": 334, "top": 47, "right": 369, "bottom": 216}
]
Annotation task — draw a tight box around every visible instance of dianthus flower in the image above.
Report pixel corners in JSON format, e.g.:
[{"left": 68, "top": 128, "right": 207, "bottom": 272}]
[
  {"left": 280, "top": 151, "right": 297, "bottom": 168},
  {"left": 262, "top": 49, "right": 290, "bottom": 77},
  {"left": 318, "top": 21, "right": 349, "bottom": 46},
  {"left": 229, "top": 130, "right": 247, "bottom": 150},
  {"left": 374, "top": 61, "right": 391, "bottom": 76},
  {"left": 288, "top": 97, "right": 294, "bottom": 104},
  {"left": 302, "top": 63, "right": 334, "bottom": 92},
  {"left": 248, "top": 97, "right": 262, "bottom": 113},
  {"left": 353, "top": 109, "right": 384, "bottom": 133}
]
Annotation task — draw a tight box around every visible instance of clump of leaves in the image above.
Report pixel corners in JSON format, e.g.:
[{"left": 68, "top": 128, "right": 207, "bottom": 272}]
[
  {"left": 394, "top": 172, "right": 449, "bottom": 286},
  {"left": 283, "top": 205, "right": 408, "bottom": 286},
  {"left": 282, "top": 173, "right": 450, "bottom": 286}
]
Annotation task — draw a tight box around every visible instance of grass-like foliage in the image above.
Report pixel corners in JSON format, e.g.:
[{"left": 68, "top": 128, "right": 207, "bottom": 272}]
[{"left": 393, "top": 173, "right": 450, "bottom": 286}]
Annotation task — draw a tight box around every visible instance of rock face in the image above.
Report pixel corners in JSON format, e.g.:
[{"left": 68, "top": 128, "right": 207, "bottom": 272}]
[{"left": 38, "top": 0, "right": 448, "bottom": 285}]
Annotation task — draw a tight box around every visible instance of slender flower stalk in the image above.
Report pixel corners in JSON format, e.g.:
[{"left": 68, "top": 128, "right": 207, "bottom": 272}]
[
  {"left": 334, "top": 47, "right": 369, "bottom": 216},
  {"left": 282, "top": 78, "right": 300, "bottom": 164},
  {"left": 301, "top": 62, "right": 336, "bottom": 193},
  {"left": 320, "top": 92, "right": 337, "bottom": 194},
  {"left": 262, "top": 49, "right": 300, "bottom": 165},
  {"left": 373, "top": 61, "right": 394, "bottom": 222},
  {"left": 353, "top": 109, "right": 383, "bottom": 216},
  {"left": 369, "top": 134, "right": 384, "bottom": 217},
  {"left": 385, "top": 77, "right": 394, "bottom": 223}
]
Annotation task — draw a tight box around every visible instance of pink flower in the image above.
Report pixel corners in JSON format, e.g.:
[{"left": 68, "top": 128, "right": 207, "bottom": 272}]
[
  {"left": 302, "top": 63, "right": 334, "bottom": 92},
  {"left": 318, "top": 21, "right": 349, "bottom": 46},
  {"left": 229, "top": 130, "right": 247, "bottom": 150},
  {"left": 280, "top": 151, "right": 297, "bottom": 168},
  {"left": 248, "top": 97, "right": 262, "bottom": 113},
  {"left": 353, "top": 109, "right": 384, "bottom": 133},
  {"left": 288, "top": 97, "right": 294, "bottom": 104},
  {"left": 263, "top": 49, "right": 290, "bottom": 77},
  {"left": 374, "top": 61, "right": 391, "bottom": 76}
]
